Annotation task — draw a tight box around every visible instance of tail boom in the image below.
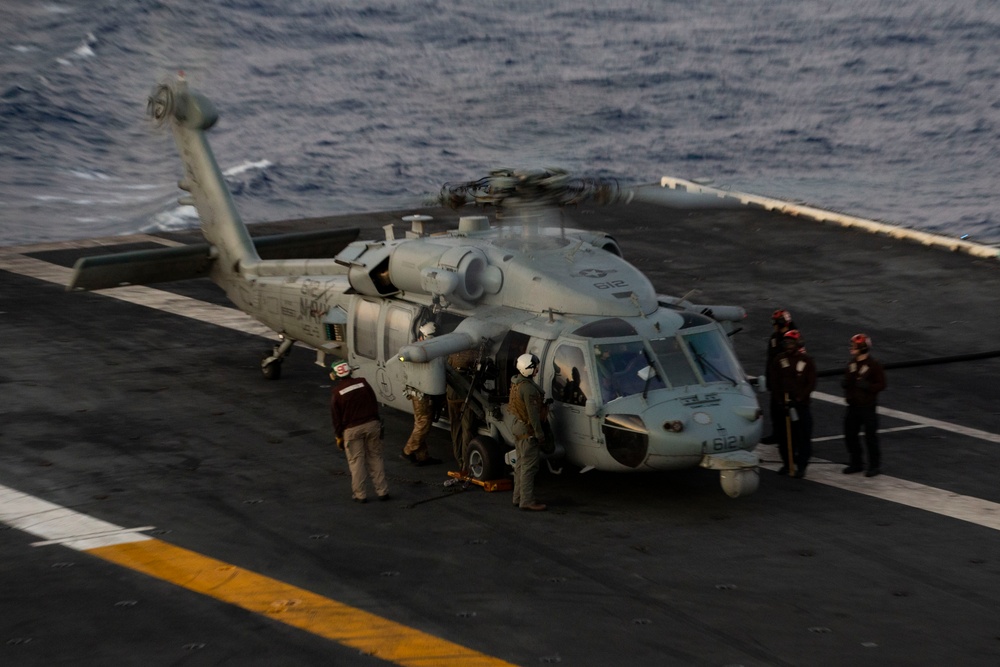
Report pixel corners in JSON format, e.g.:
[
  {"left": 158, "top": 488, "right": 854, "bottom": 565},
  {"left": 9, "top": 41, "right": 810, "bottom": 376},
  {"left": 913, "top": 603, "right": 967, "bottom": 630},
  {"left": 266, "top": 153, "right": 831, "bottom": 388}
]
[{"left": 149, "top": 78, "right": 260, "bottom": 276}]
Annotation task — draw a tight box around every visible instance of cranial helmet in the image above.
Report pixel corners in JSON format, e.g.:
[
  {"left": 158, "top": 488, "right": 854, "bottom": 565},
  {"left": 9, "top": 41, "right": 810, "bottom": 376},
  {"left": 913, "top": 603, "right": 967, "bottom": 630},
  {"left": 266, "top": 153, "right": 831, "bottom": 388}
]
[
  {"left": 772, "top": 309, "right": 792, "bottom": 325},
  {"left": 851, "top": 333, "right": 870, "bottom": 352},
  {"left": 783, "top": 329, "right": 802, "bottom": 344},
  {"left": 516, "top": 352, "right": 540, "bottom": 377},
  {"left": 419, "top": 322, "right": 436, "bottom": 337},
  {"left": 331, "top": 361, "right": 351, "bottom": 378}
]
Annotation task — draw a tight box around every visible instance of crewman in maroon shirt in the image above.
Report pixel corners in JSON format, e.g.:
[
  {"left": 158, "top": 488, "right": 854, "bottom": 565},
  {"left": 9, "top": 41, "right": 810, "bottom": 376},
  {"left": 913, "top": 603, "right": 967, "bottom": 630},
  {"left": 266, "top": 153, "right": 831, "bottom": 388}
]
[
  {"left": 841, "top": 333, "right": 887, "bottom": 477},
  {"left": 330, "top": 360, "right": 389, "bottom": 503}
]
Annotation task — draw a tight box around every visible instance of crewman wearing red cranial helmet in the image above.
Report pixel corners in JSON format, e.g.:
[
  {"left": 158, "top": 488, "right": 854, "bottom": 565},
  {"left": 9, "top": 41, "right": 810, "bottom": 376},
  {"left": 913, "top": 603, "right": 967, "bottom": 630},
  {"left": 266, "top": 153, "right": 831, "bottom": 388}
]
[
  {"left": 768, "top": 328, "right": 816, "bottom": 478},
  {"left": 841, "top": 333, "right": 887, "bottom": 477}
]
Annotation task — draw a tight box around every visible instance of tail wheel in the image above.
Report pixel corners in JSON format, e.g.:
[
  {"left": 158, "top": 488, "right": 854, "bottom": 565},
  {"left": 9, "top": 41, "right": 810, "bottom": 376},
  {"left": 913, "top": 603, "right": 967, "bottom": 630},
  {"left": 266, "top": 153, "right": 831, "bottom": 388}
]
[
  {"left": 261, "top": 351, "right": 282, "bottom": 380},
  {"left": 260, "top": 338, "right": 293, "bottom": 380},
  {"left": 262, "top": 362, "right": 282, "bottom": 380},
  {"left": 467, "top": 436, "right": 507, "bottom": 481}
]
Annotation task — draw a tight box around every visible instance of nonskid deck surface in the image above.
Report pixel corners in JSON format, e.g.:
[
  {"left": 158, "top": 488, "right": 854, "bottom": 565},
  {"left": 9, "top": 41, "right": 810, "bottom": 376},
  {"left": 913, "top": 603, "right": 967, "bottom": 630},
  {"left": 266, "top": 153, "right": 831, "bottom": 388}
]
[{"left": 2, "top": 201, "right": 999, "bottom": 666}]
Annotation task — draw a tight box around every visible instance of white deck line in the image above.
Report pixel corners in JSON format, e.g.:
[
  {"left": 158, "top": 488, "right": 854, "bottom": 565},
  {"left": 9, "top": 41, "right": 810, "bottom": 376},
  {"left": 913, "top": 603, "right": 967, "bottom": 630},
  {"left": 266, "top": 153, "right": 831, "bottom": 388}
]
[
  {"left": 654, "top": 177, "right": 1000, "bottom": 260},
  {"left": 811, "top": 390, "right": 1000, "bottom": 445},
  {"left": 812, "top": 424, "right": 929, "bottom": 443},
  {"left": 0, "top": 233, "right": 185, "bottom": 254},
  {"left": 0, "top": 484, "right": 152, "bottom": 550},
  {"left": 0, "top": 251, "right": 277, "bottom": 340},
  {"left": 756, "top": 444, "right": 1000, "bottom": 532}
]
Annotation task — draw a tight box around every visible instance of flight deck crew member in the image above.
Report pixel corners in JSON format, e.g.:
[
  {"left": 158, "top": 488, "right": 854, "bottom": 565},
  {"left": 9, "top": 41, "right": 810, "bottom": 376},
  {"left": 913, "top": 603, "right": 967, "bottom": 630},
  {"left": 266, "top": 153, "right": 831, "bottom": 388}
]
[
  {"left": 761, "top": 309, "right": 796, "bottom": 445},
  {"left": 330, "top": 361, "right": 389, "bottom": 503},
  {"left": 841, "top": 333, "right": 887, "bottom": 477},
  {"left": 446, "top": 347, "right": 480, "bottom": 472},
  {"left": 402, "top": 322, "right": 442, "bottom": 466},
  {"left": 508, "top": 353, "right": 552, "bottom": 511},
  {"left": 769, "top": 329, "right": 816, "bottom": 478}
]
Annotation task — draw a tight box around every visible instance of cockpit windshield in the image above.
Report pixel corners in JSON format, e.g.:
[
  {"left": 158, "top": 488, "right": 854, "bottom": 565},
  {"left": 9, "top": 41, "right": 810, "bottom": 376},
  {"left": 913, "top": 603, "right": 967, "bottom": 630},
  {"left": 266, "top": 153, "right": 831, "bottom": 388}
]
[
  {"left": 648, "top": 336, "right": 700, "bottom": 387},
  {"left": 682, "top": 329, "right": 745, "bottom": 385},
  {"left": 591, "top": 327, "right": 744, "bottom": 401}
]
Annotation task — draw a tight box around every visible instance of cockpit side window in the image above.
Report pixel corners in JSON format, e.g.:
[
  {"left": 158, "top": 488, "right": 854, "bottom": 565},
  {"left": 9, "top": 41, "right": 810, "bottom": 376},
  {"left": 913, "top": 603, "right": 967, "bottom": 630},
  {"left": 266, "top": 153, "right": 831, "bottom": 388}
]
[
  {"left": 593, "top": 340, "right": 665, "bottom": 401},
  {"left": 496, "top": 330, "right": 531, "bottom": 402},
  {"left": 551, "top": 344, "right": 591, "bottom": 406}
]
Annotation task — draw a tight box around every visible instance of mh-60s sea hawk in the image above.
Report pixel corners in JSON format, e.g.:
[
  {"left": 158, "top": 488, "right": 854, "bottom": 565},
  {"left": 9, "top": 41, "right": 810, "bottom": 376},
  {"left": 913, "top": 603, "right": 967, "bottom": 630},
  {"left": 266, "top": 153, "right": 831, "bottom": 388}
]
[{"left": 70, "top": 78, "right": 763, "bottom": 497}]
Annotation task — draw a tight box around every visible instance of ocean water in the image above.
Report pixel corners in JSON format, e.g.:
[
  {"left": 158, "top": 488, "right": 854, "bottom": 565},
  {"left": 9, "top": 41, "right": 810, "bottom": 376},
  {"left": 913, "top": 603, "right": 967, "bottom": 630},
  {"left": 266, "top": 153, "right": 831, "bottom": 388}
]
[{"left": 1, "top": 0, "right": 998, "bottom": 246}]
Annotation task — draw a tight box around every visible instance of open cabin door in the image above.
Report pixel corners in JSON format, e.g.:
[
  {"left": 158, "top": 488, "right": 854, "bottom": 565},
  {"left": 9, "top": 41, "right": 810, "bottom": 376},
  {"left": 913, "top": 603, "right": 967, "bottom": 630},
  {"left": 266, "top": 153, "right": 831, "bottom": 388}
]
[{"left": 547, "top": 341, "right": 600, "bottom": 450}]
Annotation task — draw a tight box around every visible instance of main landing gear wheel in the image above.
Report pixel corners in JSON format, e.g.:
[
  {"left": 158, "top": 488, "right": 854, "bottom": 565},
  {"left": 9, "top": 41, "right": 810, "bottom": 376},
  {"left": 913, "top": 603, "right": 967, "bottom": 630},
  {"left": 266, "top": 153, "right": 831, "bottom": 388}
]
[{"left": 467, "top": 436, "right": 506, "bottom": 481}]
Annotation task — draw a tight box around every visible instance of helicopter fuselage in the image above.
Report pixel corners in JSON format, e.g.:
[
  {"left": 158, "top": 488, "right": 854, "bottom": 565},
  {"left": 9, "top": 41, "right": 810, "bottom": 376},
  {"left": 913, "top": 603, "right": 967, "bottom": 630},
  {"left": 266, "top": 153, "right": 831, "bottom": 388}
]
[
  {"left": 72, "top": 79, "right": 763, "bottom": 497},
  {"left": 225, "top": 220, "right": 763, "bottom": 497}
]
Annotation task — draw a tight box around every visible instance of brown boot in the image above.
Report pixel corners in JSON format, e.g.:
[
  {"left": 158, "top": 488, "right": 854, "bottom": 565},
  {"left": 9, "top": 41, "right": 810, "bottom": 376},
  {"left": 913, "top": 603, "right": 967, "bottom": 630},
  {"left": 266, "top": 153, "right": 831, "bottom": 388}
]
[{"left": 520, "top": 502, "right": 547, "bottom": 511}]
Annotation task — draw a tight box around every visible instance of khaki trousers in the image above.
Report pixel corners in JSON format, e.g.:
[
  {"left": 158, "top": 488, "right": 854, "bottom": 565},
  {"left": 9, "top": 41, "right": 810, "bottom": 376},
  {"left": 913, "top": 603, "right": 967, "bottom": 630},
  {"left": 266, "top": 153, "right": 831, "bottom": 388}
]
[
  {"left": 344, "top": 419, "right": 387, "bottom": 500},
  {"left": 403, "top": 395, "right": 433, "bottom": 460}
]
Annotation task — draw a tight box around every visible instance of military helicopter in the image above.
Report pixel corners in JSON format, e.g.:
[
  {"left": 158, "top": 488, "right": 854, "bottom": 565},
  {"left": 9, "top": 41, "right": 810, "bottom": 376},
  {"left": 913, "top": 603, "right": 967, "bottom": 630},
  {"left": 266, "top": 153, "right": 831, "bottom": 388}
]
[{"left": 70, "top": 78, "right": 763, "bottom": 497}]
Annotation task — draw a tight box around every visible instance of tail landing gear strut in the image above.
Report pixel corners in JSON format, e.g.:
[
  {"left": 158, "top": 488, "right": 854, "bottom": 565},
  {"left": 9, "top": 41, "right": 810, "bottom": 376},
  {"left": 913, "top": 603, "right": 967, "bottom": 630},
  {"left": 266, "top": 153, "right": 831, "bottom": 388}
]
[{"left": 261, "top": 336, "right": 294, "bottom": 380}]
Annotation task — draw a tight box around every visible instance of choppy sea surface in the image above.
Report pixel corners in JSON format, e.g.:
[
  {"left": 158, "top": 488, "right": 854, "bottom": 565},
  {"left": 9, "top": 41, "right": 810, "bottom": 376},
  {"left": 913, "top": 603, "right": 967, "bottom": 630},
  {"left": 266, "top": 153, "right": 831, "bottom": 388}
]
[{"left": 2, "top": 0, "right": 998, "bottom": 246}]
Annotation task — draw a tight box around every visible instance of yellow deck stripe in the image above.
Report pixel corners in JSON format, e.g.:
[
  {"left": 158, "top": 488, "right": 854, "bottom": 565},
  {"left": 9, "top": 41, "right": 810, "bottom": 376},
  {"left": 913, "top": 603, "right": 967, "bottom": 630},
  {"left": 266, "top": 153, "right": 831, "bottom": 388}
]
[{"left": 89, "top": 538, "right": 517, "bottom": 667}]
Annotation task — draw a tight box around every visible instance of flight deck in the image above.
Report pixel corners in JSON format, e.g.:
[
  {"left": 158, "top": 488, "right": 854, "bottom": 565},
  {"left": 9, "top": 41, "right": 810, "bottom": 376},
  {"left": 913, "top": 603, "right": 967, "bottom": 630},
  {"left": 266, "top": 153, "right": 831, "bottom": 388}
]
[{"left": 2, "top": 199, "right": 1000, "bottom": 666}]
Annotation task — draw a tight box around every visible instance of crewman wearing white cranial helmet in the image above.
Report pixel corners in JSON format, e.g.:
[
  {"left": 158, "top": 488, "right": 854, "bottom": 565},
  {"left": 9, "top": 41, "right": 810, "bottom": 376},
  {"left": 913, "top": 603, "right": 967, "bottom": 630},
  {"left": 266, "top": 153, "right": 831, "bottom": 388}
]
[
  {"left": 508, "top": 352, "right": 553, "bottom": 511},
  {"left": 402, "top": 321, "right": 443, "bottom": 467}
]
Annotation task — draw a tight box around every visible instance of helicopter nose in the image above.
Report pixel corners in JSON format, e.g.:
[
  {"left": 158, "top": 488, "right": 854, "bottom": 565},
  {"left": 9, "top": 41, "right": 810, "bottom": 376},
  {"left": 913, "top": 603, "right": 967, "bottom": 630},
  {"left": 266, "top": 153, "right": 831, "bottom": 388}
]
[
  {"left": 642, "top": 397, "right": 763, "bottom": 467},
  {"left": 602, "top": 392, "right": 763, "bottom": 471}
]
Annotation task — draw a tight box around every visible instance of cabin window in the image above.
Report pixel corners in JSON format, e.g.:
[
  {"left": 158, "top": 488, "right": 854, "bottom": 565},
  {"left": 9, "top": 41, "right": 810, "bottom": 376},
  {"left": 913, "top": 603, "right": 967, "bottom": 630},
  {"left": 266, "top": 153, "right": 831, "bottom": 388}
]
[
  {"left": 384, "top": 305, "right": 412, "bottom": 362},
  {"left": 354, "top": 299, "right": 380, "bottom": 359},
  {"left": 550, "top": 344, "right": 591, "bottom": 406},
  {"left": 496, "top": 330, "right": 531, "bottom": 401}
]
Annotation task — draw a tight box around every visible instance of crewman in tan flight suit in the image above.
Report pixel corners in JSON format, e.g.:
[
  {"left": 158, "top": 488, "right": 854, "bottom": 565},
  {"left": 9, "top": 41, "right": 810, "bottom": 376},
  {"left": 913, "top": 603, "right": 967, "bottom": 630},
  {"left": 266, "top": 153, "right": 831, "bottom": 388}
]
[
  {"left": 402, "top": 322, "right": 442, "bottom": 466},
  {"left": 508, "top": 353, "right": 553, "bottom": 511}
]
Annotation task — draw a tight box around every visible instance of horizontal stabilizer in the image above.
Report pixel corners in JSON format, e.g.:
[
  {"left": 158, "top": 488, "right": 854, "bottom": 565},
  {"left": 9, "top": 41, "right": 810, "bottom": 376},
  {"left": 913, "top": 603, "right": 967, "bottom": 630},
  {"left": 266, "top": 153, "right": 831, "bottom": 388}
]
[
  {"left": 69, "top": 226, "right": 360, "bottom": 291},
  {"left": 69, "top": 243, "right": 214, "bottom": 291}
]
